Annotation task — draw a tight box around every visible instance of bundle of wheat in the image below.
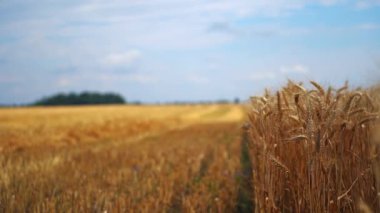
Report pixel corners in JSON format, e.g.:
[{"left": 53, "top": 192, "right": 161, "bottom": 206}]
[{"left": 247, "top": 81, "right": 380, "bottom": 212}]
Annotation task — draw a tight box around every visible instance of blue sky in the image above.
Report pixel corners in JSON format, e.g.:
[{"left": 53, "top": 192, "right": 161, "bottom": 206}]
[{"left": 0, "top": 0, "right": 379, "bottom": 104}]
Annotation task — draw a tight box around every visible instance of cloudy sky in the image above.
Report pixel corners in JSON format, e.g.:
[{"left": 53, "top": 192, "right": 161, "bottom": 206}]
[{"left": 0, "top": 0, "right": 379, "bottom": 104}]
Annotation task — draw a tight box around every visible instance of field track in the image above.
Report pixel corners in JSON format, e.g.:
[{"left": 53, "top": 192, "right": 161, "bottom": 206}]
[{"left": 0, "top": 104, "right": 251, "bottom": 212}]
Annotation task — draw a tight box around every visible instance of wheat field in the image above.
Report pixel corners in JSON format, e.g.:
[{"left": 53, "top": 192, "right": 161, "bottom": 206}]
[
  {"left": 1, "top": 82, "right": 379, "bottom": 212},
  {"left": 247, "top": 81, "right": 380, "bottom": 212},
  {"left": 0, "top": 104, "right": 250, "bottom": 212}
]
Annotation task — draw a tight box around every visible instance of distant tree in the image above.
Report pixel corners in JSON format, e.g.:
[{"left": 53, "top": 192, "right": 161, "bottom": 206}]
[
  {"left": 234, "top": 97, "right": 240, "bottom": 104},
  {"left": 215, "top": 99, "right": 230, "bottom": 104},
  {"left": 33, "top": 92, "right": 126, "bottom": 106}
]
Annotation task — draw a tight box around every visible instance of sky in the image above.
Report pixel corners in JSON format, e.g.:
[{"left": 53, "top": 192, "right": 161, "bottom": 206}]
[{"left": 0, "top": 0, "right": 380, "bottom": 104}]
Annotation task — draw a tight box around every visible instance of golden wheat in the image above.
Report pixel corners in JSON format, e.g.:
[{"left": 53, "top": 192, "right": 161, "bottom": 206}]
[
  {"left": 247, "top": 81, "right": 380, "bottom": 212},
  {"left": 0, "top": 104, "right": 244, "bottom": 212}
]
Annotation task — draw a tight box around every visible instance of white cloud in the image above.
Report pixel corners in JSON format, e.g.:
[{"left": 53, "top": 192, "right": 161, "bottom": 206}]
[
  {"left": 57, "top": 77, "right": 72, "bottom": 87},
  {"left": 102, "top": 50, "right": 142, "bottom": 66},
  {"left": 56, "top": 0, "right": 348, "bottom": 50},
  {"left": 125, "top": 73, "right": 158, "bottom": 84},
  {"left": 249, "top": 71, "right": 276, "bottom": 81},
  {"left": 187, "top": 74, "right": 209, "bottom": 84},
  {"left": 319, "top": 0, "right": 342, "bottom": 6},
  {"left": 355, "top": 0, "right": 380, "bottom": 9},
  {"left": 0, "top": 0, "right": 356, "bottom": 52},
  {"left": 97, "top": 73, "right": 158, "bottom": 84},
  {"left": 280, "top": 64, "right": 309, "bottom": 74},
  {"left": 0, "top": 0, "right": 378, "bottom": 103},
  {"left": 357, "top": 23, "right": 380, "bottom": 30},
  {"left": 0, "top": 75, "right": 20, "bottom": 83},
  {"left": 247, "top": 64, "right": 310, "bottom": 83}
]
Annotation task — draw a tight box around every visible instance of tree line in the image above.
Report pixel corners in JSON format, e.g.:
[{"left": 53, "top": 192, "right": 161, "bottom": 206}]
[{"left": 33, "top": 92, "right": 126, "bottom": 106}]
